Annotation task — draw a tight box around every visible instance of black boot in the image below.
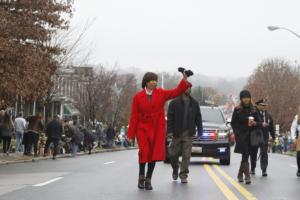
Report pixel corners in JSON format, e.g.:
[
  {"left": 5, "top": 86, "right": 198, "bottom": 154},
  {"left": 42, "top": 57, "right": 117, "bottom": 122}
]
[
  {"left": 172, "top": 168, "right": 179, "bottom": 181},
  {"left": 237, "top": 163, "right": 244, "bottom": 183},
  {"left": 262, "top": 169, "right": 268, "bottom": 177},
  {"left": 244, "top": 162, "right": 251, "bottom": 184},
  {"left": 145, "top": 178, "right": 153, "bottom": 190},
  {"left": 138, "top": 175, "right": 145, "bottom": 189}
]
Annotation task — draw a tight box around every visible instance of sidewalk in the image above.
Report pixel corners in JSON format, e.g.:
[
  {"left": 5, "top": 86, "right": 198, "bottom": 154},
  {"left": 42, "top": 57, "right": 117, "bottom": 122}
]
[{"left": 0, "top": 147, "right": 137, "bottom": 166}]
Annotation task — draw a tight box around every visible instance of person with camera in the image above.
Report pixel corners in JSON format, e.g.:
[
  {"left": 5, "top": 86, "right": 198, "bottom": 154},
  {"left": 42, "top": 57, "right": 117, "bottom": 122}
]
[
  {"left": 128, "top": 68, "right": 192, "bottom": 190},
  {"left": 167, "top": 85, "right": 203, "bottom": 184}
]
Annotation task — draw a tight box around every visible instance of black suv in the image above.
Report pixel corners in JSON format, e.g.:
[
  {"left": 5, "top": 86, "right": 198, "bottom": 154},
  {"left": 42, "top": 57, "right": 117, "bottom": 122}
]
[{"left": 165, "top": 106, "right": 231, "bottom": 165}]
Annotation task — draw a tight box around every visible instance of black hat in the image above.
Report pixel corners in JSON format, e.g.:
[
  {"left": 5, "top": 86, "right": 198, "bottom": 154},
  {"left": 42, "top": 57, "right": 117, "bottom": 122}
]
[
  {"left": 255, "top": 99, "right": 268, "bottom": 106},
  {"left": 240, "top": 90, "right": 251, "bottom": 100}
]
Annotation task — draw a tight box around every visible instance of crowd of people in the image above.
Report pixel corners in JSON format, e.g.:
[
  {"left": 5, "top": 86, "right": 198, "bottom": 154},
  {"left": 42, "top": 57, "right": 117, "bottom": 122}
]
[{"left": 0, "top": 110, "right": 131, "bottom": 160}]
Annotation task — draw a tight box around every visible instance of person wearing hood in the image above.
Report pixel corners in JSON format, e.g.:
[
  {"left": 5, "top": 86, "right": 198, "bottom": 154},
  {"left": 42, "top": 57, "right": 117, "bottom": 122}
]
[{"left": 231, "top": 90, "right": 262, "bottom": 184}]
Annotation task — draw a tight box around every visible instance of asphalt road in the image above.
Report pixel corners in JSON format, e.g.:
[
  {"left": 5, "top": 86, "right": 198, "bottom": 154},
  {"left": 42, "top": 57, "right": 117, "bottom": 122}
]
[{"left": 0, "top": 149, "right": 299, "bottom": 200}]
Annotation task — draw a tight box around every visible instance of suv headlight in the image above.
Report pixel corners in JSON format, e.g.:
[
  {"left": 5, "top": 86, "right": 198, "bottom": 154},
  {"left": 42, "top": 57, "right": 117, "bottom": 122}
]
[{"left": 218, "top": 130, "right": 229, "bottom": 140}]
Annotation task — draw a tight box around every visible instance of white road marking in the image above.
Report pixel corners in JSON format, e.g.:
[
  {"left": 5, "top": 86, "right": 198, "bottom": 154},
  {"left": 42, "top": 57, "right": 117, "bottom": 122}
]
[
  {"left": 33, "top": 177, "right": 64, "bottom": 187},
  {"left": 104, "top": 161, "right": 116, "bottom": 165},
  {"left": 289, "top": 164, "right": 297, "bottom": 169}
]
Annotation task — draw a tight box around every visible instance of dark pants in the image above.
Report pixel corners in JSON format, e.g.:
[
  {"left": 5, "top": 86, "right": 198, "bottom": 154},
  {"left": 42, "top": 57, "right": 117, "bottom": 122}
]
[
  {"left": 23, "top": 132, "right": 33, "bottom": 155},
  {"left": 242, "top": 153, "right": 250, "bottom": 163},
  {"left": 139, "top": 162, "right": 156, "bottom": 179},
  {"left": 2, "top": 136, "right": 11, "bottom": 153},
  {"left": 297, "top": 151, "right": 300, "bottom": 172},
  {"left": 84, "top": 140, "right": 93, "bottom": 154},
  {"left": 32, "top": 132, "right": 40, "bottom": 156},
  {"left": 250, "top": 141, "right": 269, "bottom": 171},
  {"left": 170, "top": 132, "right": 193, "bottom": 178},
  {"left": 44, "top": 138, "right": 60, "bottom": 157},
  {"left": 24, "top": 131, "right": 40, "bottom": 156}
]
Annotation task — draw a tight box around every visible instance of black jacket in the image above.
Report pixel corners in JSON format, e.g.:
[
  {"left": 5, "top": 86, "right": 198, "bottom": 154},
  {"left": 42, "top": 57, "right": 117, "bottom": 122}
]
[
  {"left": 106, "top": 127, "right": 115, "bottom": 140},
  {"left": 231, "top": 105, "right": 262, "bottom": 154},
  {"left": 167, "top": 96, "right": 203, "bottom": 137},
  {"left": 69, "top": 125, "right": 84, "bottom": 145},
  {"left": 46, "top": 119, "right": 63, "bottom": 139},
  {"left": 258, "top": 111, "right": 275, "bottom": 141}
]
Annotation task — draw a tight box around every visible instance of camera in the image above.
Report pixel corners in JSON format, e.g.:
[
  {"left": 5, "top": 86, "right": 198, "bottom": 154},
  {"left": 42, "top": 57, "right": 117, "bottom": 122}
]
[{"left": 178, "top": 67, "right": 194, "bottom": 77}]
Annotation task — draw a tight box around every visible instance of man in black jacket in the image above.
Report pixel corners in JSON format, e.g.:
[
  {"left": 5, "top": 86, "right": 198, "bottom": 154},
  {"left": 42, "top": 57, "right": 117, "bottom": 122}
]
[
  {"left": 167, "top": 87, "right": 203, "bottom": 184},
  {"left": 44, "top": 115, "right": 63, "bottom": 160},
  {"left": 250, "top": 99, "right": 275, "bottom": 176},
  {"left": 106, "top": 125, "right": 116, "bottom": 148}
]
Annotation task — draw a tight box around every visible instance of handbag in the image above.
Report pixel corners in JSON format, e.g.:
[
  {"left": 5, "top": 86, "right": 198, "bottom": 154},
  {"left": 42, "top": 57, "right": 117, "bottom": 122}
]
[{"left": 250, "top": 128, "right": 264, "bottom": 147}]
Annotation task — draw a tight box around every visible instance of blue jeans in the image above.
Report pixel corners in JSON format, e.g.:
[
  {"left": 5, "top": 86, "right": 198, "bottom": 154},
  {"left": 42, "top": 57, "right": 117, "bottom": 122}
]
[
  {"left": 72, "top": 143, "right": 78, "bottom": 157},
  {"left": 15, "top": 132, "right": 24, "bottom": 153}
]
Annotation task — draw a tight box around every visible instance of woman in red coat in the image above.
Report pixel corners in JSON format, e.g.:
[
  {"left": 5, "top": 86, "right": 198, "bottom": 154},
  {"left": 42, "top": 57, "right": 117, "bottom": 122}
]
[{"left": 128, "top": 71, "right": 191, "bottom": 190}]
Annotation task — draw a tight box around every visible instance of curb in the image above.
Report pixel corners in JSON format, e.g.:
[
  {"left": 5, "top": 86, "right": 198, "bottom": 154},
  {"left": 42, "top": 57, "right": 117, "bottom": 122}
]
[{"left": 0, "top": 147, "right": 138, "bottom": 166}]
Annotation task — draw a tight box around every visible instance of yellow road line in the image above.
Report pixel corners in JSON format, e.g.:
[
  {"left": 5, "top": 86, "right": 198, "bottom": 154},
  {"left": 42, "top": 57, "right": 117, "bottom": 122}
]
[
  {"left": 213, "top": 165, "right": 257, "bottom": 200},
  {"left": 204, "top": 164, "right": 239, "bottom": 200}
]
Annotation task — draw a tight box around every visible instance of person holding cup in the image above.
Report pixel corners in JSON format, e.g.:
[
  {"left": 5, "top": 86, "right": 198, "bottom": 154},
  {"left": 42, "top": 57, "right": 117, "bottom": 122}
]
[{"left": 231, "top": 90, "right": 262, "bottom": 184}]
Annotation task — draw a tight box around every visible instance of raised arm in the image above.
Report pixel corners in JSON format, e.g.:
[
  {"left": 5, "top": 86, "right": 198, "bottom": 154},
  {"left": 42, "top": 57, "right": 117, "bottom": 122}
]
[{"left": 162, "top": 79, "right": 191, "bottom": 101}]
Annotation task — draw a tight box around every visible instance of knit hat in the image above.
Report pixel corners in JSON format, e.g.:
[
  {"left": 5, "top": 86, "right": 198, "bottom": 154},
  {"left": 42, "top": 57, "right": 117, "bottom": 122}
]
[{"left": 240, "top": 90, "right": 251, "bottom": 100}]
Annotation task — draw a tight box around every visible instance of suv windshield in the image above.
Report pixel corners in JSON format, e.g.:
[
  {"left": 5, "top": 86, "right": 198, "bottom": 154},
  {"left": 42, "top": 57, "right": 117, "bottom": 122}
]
[{"left": 201, "top": 107, "right": 225, "bottom": 124}]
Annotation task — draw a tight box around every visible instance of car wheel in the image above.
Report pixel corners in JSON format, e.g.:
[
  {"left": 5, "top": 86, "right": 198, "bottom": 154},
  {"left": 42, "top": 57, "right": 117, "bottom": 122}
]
[
  {"left": 220, "top": 158, "right": 230, "bottom": 165},
  {"left": 220, "top": 148, "right": 231, "bottom": 165}
]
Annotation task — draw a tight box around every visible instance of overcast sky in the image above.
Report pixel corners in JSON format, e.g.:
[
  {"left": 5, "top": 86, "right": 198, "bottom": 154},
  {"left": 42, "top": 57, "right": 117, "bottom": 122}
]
[{"left": 70, "top": 0, "right": 300, "bottom": 78}]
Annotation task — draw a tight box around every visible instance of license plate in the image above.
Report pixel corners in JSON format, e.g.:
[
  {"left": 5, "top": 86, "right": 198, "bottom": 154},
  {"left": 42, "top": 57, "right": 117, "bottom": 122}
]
[{"left": 192, "top": 147, "right": 203, "bottom": 153}]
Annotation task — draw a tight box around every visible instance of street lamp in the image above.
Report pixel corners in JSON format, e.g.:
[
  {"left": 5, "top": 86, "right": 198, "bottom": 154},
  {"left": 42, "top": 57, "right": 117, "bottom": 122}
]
[{"left": 267, "top": 25, "right": 300, "bottom": 38}]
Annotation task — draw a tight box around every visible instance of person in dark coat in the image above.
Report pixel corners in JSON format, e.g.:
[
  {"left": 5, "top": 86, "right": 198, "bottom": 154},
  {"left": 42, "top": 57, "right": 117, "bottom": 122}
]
[
  {"left": 0, "top": 109, "right": 4, "bottom": 145},
  {"left": 44, "top": 115, "right": 63, "bottom": 160},
  {"left": 81, "top": 127, "right": 96, "bottom": 155},
  {"left": 231, "top": 90, "right": 262, "bottom": 184},
  {"left": 0, "top": 112, "right": 14, "bottom": 155},
  {"left": 26, "top": 114, "right": 44, "bottom": 157},
  {"left": 68, "top": 121, "right": 84, "bottom": 157},
  {"left": 167, "top": 86, "right": 203, "bottom": 184},
  {"left": 250, "top": 99, "right": 275, "bottom": 176},
  {"left": 106, "top": 125, "right": 116, "bottom": 148}
]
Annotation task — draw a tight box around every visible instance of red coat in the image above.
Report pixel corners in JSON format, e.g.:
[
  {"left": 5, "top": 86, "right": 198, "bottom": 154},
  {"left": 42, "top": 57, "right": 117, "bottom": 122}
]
[{"left": 128, "top": 79, "right": 191, "bottom": 163}]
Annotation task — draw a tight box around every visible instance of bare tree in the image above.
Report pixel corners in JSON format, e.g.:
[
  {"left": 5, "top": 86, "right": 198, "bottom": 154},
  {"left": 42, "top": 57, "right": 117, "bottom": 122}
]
[
  {"left": 111, "top": 74, "right": 138, "bottom": 128},
  {"left": 246, "top": 58, "right": 300, "bottom": 131},
  {"left": 76, "top": 66, "right": 118, "bottom": 125}
]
